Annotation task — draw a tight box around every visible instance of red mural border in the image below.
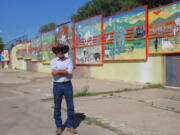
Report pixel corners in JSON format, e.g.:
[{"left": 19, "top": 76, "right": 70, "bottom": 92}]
[
  {"left": 75, "top": 14, "right": 104, "bottom": 66},
  {"left": 55, "top": 20, "right": 76, "bottom": 68},
  {"left": 148, "top": 0, "right": 180, "bottom": 55}
]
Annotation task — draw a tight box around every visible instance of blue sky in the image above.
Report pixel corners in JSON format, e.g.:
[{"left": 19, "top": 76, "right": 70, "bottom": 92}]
[{"left": 0, "top": 0, "right": 90, "bottom": 43}]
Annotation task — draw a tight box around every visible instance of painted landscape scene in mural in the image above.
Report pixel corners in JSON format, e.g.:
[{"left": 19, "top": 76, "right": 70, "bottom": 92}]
[
  {"left": 23, "top": 42, "right": 31, "bottom": 60},
  {"left": 16, "top": 44, "right": 23, "bottom": 59},
  {"left": 42, "top": 31, "right": 55, "bottom": 64},
  {"left": 56, "top": 21, "right": 75, "bottom": 66},
  {"left": 75, "top": 15, "right": 103, "bottom": 65},
  {"left": 31, "top": 37, "right": 42, "bottom": 62},
  {"left": 103, "top": 6, "right": 147, "bottom": 61},
  {"left": 76, "top": 45, "right": 102, "bottom": 64},
  {"left": 149, "top": 2, "right": 180, "bottom": 54}
]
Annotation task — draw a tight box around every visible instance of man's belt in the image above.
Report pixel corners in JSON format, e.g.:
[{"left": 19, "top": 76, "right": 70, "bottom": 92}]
[{"left": 54, "top": 80, "right": 71, "bottom": 84}]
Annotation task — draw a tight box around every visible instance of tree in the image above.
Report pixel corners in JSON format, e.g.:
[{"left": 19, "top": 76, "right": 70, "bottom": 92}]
[
  {"left": 0, "top": 36, "right": 4, "bottom": 52},
  {"left": 48, "top": 22, "right": 56, "bottom": 31},
  {"left": 139, "top": 0, "right": 174, "bottom": 9},
  {"left": 39, "top": 22, "right": 56, "bottom": 34},
  {"left": 71, "top": 0, "right": 174, "bottom": 22}
]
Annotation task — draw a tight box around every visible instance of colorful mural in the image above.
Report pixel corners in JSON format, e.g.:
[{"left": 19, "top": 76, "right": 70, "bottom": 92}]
[
  {"left": 149, "top": 1, "right": 180, "bottom": 54},
  {"left": 75, "top": 15, "right": 103, "bottom": 65},
  {"left": 16, "top": 44, "right": 24, "bottom": 59},
  {"left": 42, "top": 30, "right": 56, "bottom": 64},
  {"left": 56, "top": 21, "right": 75, "bottom": 67},
  {"left": 31, "top": 37, "right": 42, "bottom": 62},
  {"left": 23, "top": 42, "right": 31, "bottom": 60},
  {"left": 103, "top": 6, "right": 147, "bottom": 61},
  {"left": 3, "top": 50, "right": 9, "bottom": 61}
]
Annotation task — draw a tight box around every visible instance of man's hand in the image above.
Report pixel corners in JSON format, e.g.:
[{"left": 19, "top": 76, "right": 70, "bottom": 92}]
[
  {"left": 52, "top": 69, "right": 69, "bottom": 76},
  {"left": 52, "top": 69, "right": 59, "bottom": 76}
]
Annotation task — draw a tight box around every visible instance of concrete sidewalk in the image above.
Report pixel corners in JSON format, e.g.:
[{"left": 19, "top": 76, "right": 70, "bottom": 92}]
[
  {"left": 0, "top": 69, "right": 145, "bottom": 93},
  {"left": 1, "top": 69, "right": 180, "bottom": 135},
  {"left": 0, "top": 69, "right": 117, "bottom": 135},
  {"left": 73, "top": 89, "right": 180, "bottom": 135}
]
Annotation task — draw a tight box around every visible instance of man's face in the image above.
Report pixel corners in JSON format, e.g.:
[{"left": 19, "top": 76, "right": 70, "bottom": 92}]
[{"left": 56, "top": 51, "right": 65, "bottom": 59}]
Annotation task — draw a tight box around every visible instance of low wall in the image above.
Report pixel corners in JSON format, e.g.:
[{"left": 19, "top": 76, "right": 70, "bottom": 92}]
[{"left": 10, "top": 45, "right": 164, "bottom": 84}]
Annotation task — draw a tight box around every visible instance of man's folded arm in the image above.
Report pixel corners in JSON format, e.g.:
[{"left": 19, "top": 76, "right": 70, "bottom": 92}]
[
  {"left": 51, "top": 59, "right": 73, "bottom": 76},
  {"left": 52, "top": 70, "right": 69, "bottom": 76}
]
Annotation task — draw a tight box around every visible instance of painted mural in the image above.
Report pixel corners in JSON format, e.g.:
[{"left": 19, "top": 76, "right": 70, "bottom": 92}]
[
  {"left": 31, "top": 37, "right": 42, "bottom": 62},
  {"left": 3, "top": 50, "right": 9, "bottom": 61},
  {"left": 75, "top": 15, "right": 103, "bottom": 65},
  {"left": 56, "top": 21, "right": 75, "bottom": 67},
  {"left": 42, "top": 30, "right": 56, "bottom": 64},
  {"left": 16, "top": 44, "right": 23, "bottom": 59},
  {"left": 149, "top": 2, "right": 180, "bottom": 54},
  {"left": 23, "top": 42, "right": 31, "bottom": 60},
  {"left": 103, "top": 6, "right": 147, "bottom": 61}
]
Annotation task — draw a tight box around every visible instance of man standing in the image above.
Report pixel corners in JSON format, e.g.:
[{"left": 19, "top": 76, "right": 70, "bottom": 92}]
[{"left": 50, "top": 44, "right": 77, "bottom": 135}]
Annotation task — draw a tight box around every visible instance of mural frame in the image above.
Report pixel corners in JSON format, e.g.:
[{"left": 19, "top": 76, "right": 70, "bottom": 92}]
[
  {"left": 103, "top": 5, "right": 148, "bottom": 62},
  {"left": 75, "top": 14, "right": 104, "bottom": 66},
  {"left": 148, "top": 1, "right": 180, "bottom": 55},
  {"left": 41, "top": 29, "right": 56, "bottom": 65},
  {"left": 16, "top": 44, "right": 24, "bottom": 60},
  {"left": 31, "top": 36, "right": 42, "bottom": 62},
  {"left": 23, "top": 41, "right": 32, "bottom": 60},
  {"left": 56, "top": 20, "right": 76, "bottom": 68}
]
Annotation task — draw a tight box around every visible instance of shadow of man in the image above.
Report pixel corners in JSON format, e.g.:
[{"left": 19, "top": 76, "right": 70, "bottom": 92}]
[{"left": 62, "top": 113, "right": 86, "bottom": 130}]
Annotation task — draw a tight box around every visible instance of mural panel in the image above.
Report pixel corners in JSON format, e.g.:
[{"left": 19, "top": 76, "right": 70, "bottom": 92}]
[
  {"left": 103, "top": 6, "right": 147, "bottom": 61},
  {"left": 149, "top": 1, "right": 180, "bottom": 54},
  {"left": 31, "top": 37, "right": 42, "bottom": 62},
  {"left": 75, "top": 15, "right": 103, "bottom": 65},
  {"left": 42, "top": 30, "right": 56, "bottom": 64},
  {"left": 56, "top": 21, "right": 75, "bottom": 67},
  {"left": 23, "top": 41, "right": 31, "bottom": 60}
]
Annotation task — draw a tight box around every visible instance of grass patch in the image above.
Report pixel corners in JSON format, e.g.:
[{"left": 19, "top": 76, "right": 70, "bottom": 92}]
[
  {"left": 176, "top": 110, "right": 180, "bottom": 113},
  {"left": 123, "top": 88, "right": 131, "bottom": 92},
  {"left": 23, "top": 91, "right": 30, "bottom": 94},
  {"left": 138, "top": 100, "right": 145, "bottom": 103},
  {"left": 84, "top": 117, "right": 116, "bottom": 132},
  {"left": 14, "top": 67, "right": 20, "bottom": 70},
  {"left": 74, "top": 85, "right": 89, "bottom": 97},
  {"left": 42, "top": 87, "right": 134, "bottom": 100},
  {"left": 40, "top": 97, "right": 54, "bottom": 102},
  {"left": 74, "top": 88, "right": 133, "bottom": 98},
  {"left": 109, "top": 92, "right": 113, "bottom": 96},
  {"left": 11, "top": 106, "right": 19, "bottom": 109},
  {"left": 146, "top": 83, "right": 164, "bottom": 88},
  {"left": 61, "top": 107, "right": 116, "bottom": 132},
  {"left": 167, "top": 107, "right": 176, "bottom": 111}
]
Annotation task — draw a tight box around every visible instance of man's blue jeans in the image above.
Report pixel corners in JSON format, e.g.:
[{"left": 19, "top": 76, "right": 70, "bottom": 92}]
[{"left": 53, "top": 81, "right": 74, "bottom": 129}]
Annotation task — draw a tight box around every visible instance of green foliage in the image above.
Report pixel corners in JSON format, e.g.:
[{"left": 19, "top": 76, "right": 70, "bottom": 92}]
[
  {"left": 146, "top": 83, "right": 164, "bottom": 88},
  {"left": 39, "top": 22, "right": 56, "bottom": 34},
  {"left": 71, "top": 0, "right": 174, "bottom": 22},
  {"left": 74, "top": 85, "right": 89, "bottom": 97},
  {"left": 74, "top": 87, "right": 134, "bottom": 98},
  {"left": 138, "top": 100, "right": 145, "bottom": 102},
  {"left": 0, "top": 36, "right": 4, "bottom": 52},
  {"left": 84, "top": 116, "right": 116, "bottom": 132}
]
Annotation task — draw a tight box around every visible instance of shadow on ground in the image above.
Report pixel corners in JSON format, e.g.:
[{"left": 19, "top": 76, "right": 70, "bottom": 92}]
[{"left": 62, "top": 113, "right": 86, "bottom": 130}]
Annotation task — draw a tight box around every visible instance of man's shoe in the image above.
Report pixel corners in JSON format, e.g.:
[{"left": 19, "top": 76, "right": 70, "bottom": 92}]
[
  {"left": 56, "top": 129, "right": 63, "bottom": 135},
  {"left": 67, "top": 128, "right": 78, "bottom": 134}
]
